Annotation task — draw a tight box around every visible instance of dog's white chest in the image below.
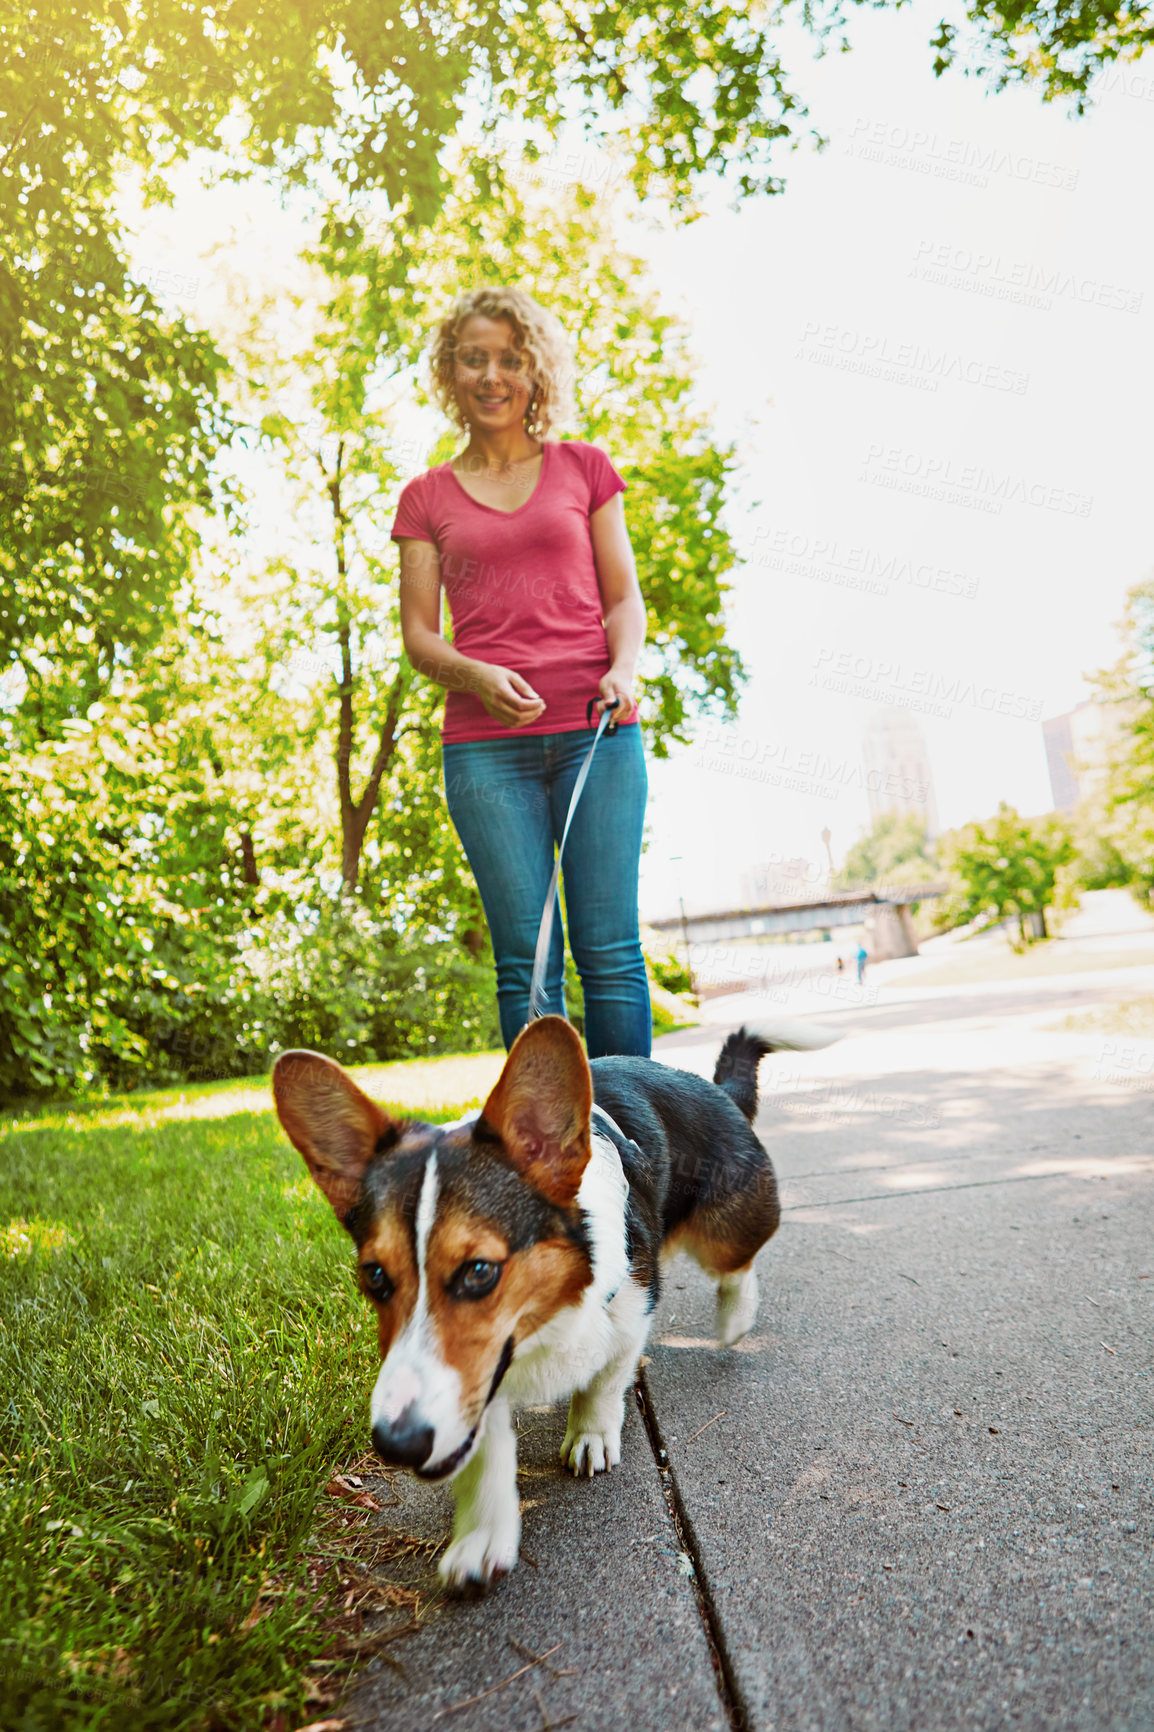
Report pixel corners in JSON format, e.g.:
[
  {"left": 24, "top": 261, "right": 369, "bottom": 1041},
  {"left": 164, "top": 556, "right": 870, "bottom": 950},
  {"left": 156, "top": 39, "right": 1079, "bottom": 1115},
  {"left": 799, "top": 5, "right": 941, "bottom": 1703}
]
[{"left": 503, "top": 1130, "right": 637, "bottom": 1406}]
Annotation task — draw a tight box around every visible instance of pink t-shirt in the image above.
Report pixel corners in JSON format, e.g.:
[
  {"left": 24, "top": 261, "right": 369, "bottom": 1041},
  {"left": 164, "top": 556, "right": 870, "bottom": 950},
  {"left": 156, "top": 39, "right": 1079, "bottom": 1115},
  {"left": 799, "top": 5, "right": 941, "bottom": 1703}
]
[{"left": 390, "top": 439, "right": 632, "bottom": 743}]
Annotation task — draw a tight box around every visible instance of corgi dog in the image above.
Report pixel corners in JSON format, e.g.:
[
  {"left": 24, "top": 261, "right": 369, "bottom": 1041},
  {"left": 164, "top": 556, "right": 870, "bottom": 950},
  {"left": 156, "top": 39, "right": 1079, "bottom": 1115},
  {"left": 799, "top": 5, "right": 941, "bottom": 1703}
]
[{"left": 272, "top": 1014, "right": 836, "bottom": 1590}]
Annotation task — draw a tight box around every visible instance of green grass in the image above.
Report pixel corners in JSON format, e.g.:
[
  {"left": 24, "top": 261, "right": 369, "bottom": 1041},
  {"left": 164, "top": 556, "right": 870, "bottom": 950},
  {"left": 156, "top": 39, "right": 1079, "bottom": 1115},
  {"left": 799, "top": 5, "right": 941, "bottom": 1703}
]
[{"left": 0, "top": 1062, "right": 484, "bottom": 1731}]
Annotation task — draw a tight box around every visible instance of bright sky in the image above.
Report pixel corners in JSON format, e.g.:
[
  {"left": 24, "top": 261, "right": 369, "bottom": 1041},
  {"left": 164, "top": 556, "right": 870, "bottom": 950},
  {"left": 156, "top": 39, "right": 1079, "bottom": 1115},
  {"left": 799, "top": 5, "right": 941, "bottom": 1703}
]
[
  {"left": 630, "top": 8, "right": 1154, "bottom": 917},
  {"left": 119, "top": 4, "right": 1154, "bottom": 921}
]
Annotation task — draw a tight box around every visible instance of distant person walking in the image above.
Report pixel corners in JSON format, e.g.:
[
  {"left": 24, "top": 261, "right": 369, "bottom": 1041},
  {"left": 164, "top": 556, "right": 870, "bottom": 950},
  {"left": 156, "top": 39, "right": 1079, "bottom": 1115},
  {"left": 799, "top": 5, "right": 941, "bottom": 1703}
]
[
  {"left": 391, "top": 285, "right": 651, "bottom": 1058},
  {"left": 856, "top": 943, "right": 868, "bottom": 984}
]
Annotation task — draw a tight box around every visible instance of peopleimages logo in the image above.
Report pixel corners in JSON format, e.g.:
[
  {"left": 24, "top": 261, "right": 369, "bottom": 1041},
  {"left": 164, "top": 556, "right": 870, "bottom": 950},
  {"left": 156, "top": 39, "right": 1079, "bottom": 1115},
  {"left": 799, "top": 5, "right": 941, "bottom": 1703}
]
[
  {"left": 845, "top": 117, "right": 1079, "bottom": 192},
  {"left": 747, "top": 525, "right": 979, "bottom": 600},
  {"left": 692, "top": 725, "right": 932, "bottom": 801},
  {"left": 910, "top": 240, "right": 1143, "bottom": 315},
  {"left": 810, "top": 649, "right": 1044, "bottom": 722},
  {"left": 860, "top": 444, "right": 1093, "bottom": 519},
  {"left": 794, "top": 321, "right": 1028, "bottom": 397}
]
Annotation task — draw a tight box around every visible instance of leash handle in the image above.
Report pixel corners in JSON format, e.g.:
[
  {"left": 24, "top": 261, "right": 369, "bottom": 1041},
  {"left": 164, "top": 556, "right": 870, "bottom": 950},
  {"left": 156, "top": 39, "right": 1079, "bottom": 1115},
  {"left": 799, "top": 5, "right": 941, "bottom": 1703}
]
[
  {"left": 528, "top": 700, "right": 620, "bottom": 1023},
  {"left": 586, "top": 696, "right": 620, "bottom": 735}
]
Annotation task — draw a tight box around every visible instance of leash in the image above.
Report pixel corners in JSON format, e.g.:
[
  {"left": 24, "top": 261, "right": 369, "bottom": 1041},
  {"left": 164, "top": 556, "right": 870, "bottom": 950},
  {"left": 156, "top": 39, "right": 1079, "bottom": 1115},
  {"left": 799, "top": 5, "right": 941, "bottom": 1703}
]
[{"left": 527, "top": 698, "right": 619, "bottom": 1023}]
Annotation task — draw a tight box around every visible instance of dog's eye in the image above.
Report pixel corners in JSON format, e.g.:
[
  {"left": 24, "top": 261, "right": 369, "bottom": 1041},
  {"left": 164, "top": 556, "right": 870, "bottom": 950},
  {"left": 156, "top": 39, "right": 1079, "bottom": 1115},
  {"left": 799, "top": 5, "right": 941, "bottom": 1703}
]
[
  {"left": 360, "top": 1263, "right": 393, "bottom": 1301},
  {"left": 451, "top": 1259, "right": 502, "bottom": 1301}
]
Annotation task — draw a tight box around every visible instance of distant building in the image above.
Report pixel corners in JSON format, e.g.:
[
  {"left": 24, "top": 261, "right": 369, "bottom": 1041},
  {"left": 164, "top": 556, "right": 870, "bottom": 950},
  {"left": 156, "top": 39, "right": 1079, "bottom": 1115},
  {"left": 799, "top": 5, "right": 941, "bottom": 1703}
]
[
  {"left": 1043, "top": 699, "right": 1135, "bottom": 811},
  {"left": 1042, "top": 711, "right": 1078, "bottom": 812},
  {"left": 861, "top": 709, "right": 940, "bottom": 838}
]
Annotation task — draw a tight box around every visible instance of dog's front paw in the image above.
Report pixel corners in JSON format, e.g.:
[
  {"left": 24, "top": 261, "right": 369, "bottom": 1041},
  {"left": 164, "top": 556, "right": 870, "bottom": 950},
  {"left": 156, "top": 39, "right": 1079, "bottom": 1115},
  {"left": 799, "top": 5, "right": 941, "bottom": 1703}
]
[
  {"left": 438, "top": 1517, "right": 520, "bottom": 1592},
  {"left": 560, "top": 1419, "right": 622, "bottom": 1478}
]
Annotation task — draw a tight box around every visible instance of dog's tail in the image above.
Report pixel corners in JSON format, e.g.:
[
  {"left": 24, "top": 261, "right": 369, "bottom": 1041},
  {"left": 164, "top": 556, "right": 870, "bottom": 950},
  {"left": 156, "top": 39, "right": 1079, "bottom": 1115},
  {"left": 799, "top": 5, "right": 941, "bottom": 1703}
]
[{"left": 712, "top": 1019, "right": 841, "bottom": 1124}]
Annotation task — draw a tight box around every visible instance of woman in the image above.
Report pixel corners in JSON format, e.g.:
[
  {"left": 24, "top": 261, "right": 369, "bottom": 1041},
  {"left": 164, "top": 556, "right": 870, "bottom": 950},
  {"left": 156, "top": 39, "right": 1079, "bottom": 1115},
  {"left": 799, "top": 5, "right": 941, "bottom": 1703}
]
[{"left": 391, "top": 285, "right": 651, "bottom": 1058}]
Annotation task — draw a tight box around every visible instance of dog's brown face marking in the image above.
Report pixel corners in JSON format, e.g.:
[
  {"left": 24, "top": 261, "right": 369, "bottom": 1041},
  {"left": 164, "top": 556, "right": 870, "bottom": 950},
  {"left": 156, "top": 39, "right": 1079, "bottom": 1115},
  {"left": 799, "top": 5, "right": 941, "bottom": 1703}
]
[
  {"left": 356, "top": 1136, "right": 594, "bottom": 1419},
  {"left": 424, "top": 1199, "right": 592, "bottom": 1420}
]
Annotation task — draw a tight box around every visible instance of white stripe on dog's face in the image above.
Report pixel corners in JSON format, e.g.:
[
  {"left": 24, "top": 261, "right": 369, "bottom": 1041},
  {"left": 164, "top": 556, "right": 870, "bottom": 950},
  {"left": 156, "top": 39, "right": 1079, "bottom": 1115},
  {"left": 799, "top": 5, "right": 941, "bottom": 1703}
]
[
  {"left": 413, "top": 1149, "right": 439, "bottom": 1318},
  {"left": 369, "top": 1153, "right": 467, "bottom": 1471}
]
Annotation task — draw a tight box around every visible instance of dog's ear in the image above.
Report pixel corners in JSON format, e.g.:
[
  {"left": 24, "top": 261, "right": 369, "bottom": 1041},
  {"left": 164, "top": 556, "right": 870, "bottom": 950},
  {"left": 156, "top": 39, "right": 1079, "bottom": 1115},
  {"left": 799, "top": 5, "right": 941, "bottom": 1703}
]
[
  {"left": 482, "top": 1016, "right": 592, "bottom": 1207},
  {"left": 273, "top": 1050, "right": 394, "bottom": 1223}
]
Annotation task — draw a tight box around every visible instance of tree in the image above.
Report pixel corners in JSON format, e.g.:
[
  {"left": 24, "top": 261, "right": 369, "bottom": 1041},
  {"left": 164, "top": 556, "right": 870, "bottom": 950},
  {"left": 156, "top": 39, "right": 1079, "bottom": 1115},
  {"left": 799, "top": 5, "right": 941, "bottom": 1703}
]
[
  {"left": 940, "top": 805, "right": 1073, "bottom": 942},
  {"left": 0, "top": 0, "right": 802, "bottom": 718},
  {"left": 213, "top": 159, "right": 747, "bottom": 903},
  {"left": 1083, "top": 576, "right": 1154, "bottom": 903},
  {"left": 0, "top": 154, "right": 753, "bottom": 1101},
  {"left": 6, "top": 0, "right": 1139, "bottom": 703},
  {"left": 834, "top": 811, "right": 936, "bottom": 888},
  {"left": 931, "top": 0, "right": 1152, "bottom": 110},
  {"left": 0, "top": 11, "right": 229, "bottom": 706}
]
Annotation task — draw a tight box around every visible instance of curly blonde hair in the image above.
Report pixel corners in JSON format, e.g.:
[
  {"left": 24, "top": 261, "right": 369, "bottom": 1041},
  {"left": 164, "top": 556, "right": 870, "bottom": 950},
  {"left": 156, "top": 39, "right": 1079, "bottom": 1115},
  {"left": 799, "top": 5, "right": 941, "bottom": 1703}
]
[{"left": 428, "top": 286, "right": 576, "bottom": 441}]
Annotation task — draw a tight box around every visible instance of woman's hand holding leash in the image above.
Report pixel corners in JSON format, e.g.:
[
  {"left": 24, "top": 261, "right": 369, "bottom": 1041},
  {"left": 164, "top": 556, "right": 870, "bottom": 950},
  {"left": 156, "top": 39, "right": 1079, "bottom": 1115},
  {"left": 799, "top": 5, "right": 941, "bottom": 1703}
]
[{"left": 595, "top": 665, "right": 636, "bottom": 723}]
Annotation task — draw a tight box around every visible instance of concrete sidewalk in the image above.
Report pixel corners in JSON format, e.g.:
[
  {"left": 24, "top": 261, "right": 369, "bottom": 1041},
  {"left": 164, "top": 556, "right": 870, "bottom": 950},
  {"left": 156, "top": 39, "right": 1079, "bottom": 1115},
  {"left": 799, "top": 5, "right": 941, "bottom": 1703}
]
[{"left": 345, "top": 964, "right": 1153, "bottom": 1732}]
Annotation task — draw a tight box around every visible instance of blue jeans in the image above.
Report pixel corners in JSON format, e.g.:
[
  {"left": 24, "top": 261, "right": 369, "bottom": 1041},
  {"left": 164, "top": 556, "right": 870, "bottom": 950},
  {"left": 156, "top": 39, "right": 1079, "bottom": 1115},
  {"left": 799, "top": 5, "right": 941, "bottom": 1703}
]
[{"left": 443, "top": 725, "right": 652, "bottom": 1058}]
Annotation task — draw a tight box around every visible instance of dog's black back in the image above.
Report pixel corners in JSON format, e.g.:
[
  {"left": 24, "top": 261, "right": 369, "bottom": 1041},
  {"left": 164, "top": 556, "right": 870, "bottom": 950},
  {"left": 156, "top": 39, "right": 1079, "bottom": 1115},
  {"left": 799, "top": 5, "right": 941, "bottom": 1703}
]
[{"left": 590, "top": 1033, "right": 780, "bottom": 1295}]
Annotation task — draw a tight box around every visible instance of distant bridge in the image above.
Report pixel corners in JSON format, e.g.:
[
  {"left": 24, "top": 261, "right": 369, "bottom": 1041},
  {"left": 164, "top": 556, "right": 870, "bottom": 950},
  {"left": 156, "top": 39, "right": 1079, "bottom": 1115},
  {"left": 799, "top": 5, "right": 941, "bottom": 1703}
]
[{"left": 649, "top": 884, "right": 947, "bottom": 958}]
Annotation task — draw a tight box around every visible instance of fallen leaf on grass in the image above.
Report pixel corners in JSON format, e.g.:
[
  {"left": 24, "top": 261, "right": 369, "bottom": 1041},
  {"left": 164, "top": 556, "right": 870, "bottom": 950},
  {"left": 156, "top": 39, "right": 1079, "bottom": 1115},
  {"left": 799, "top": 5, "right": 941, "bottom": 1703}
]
[
  {"left": 325, "top": 1475, "right": 382, "bottom": 1511},
  {"left": 238, "top": 1593, "right": 271, "bottom": 1633}
]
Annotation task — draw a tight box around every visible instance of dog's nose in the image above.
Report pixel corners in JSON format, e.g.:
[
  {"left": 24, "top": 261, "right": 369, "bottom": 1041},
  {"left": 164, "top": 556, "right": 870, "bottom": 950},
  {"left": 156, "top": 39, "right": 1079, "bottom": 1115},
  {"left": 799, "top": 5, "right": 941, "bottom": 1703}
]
[{"left": 371, "top": 1408, "right": 435, "bottom": 1470}]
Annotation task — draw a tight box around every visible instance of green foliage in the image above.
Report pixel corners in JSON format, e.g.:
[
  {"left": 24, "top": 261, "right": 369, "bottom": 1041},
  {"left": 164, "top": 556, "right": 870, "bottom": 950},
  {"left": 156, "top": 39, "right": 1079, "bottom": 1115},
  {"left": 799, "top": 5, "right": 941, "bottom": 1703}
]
[
  {"left": 3, "top": 0, "right": 1128, "bottom": 704},
  {"left": 1, "top": 0, "right": 787, "bottom": 728},
  {"left": 643, "top": 929, "right": 694, "bottom": 996},
  {"left": 834, "top": 811, "right": 936, "bottom": 888},
  {"left": 0, "top": 11, "right": 244, "bottom": 696},
  {"left": 246, "top": 903, "right": 501, "bottom": 1066},
  {"left": 0, "top": 656, "right": 499, "bottom": 1101},
  {"left": 930, "top": 0, "right": 1152, "bottom": 109},
  {"left": 1083, "top": 578, "right": 1154, "bottom": 905},
  {"left": 939, "top": 804, "right": 1074, "bottom": 943},
  {"left": 0, "top": 1084, "right": 473, "bottom": 1729},
  {"left": 0, "top": 691, "right": 251, "bottom": 1099}
]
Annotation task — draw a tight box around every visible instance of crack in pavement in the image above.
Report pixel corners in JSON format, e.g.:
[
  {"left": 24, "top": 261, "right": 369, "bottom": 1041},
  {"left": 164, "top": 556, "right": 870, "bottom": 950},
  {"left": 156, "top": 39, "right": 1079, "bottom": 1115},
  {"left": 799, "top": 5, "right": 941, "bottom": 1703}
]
[
  {"left": 785, "top": 1164, "right": 1154, "bottom": 1211},
  {"left": 634, "top": 1369, "right": 748, "bottom": 1732}
]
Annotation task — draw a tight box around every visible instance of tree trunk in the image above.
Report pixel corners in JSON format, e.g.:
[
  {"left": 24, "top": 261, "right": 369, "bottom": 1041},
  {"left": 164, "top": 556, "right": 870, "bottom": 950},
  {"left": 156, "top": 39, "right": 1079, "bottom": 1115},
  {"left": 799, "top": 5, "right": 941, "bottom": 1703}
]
[
  {"left": 239, "top": 829, "right": 260, "bottom": 886},
  {"left": 324, "top": 443, "right": 412, "bottom": 894},
  {"left": 338, "top": 661, "right": 411, "bottom": 892}
]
